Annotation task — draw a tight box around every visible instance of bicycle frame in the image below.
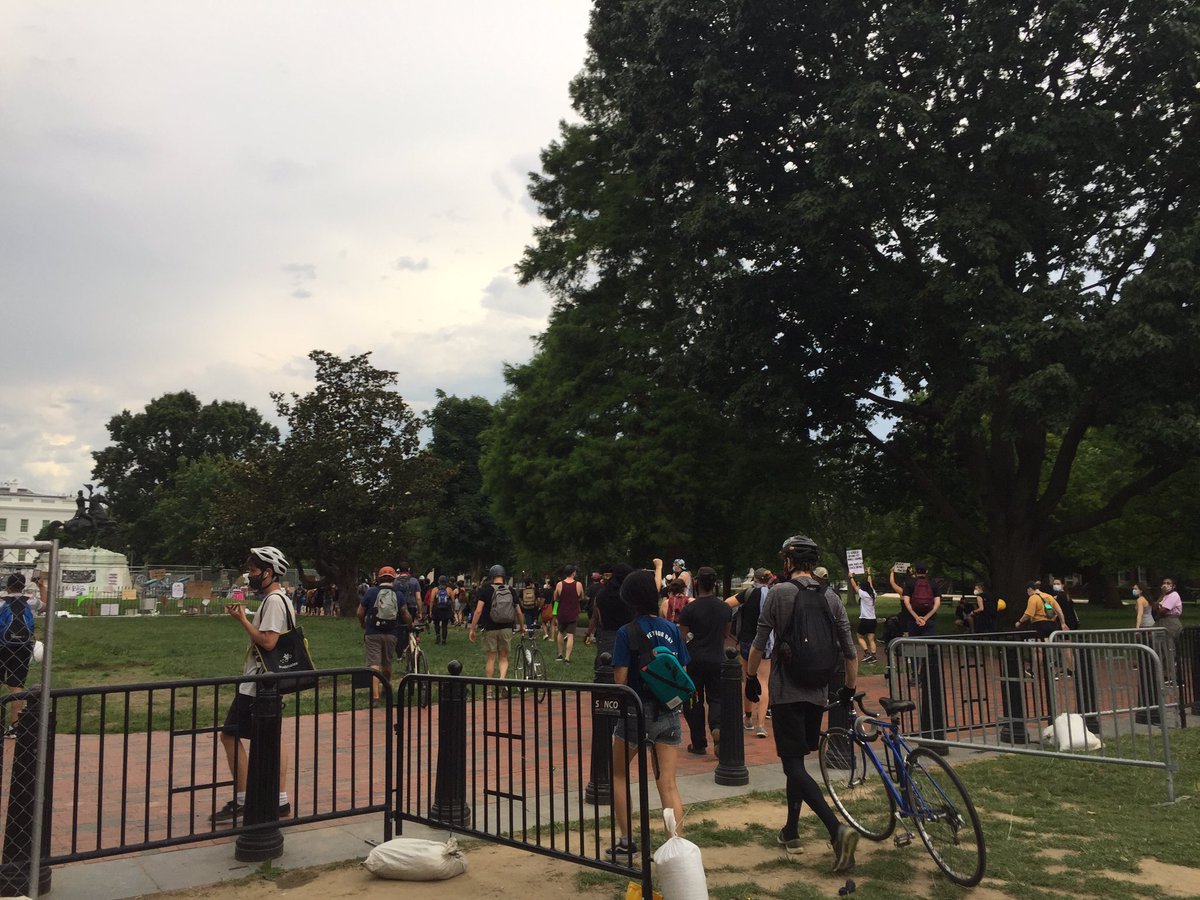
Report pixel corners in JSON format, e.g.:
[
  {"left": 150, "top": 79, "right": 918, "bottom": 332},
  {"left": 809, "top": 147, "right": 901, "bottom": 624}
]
[{"left": 844, "top": 706, "right": 957, "bottom": 824}]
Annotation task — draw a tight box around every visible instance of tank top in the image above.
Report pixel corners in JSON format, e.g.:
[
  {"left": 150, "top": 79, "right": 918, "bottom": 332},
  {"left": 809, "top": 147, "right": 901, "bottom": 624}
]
[
  {"left": 556, "top": 580, "right": 582, "bottom": 620},
  {"left": 1139, "top": 601, "right": 1154, "bottom": 628}
]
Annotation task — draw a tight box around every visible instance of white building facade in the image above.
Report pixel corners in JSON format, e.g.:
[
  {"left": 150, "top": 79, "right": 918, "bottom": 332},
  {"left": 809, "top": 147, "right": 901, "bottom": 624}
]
[{"left": 0, "top": 480, "right": 78, "bottom": 563}]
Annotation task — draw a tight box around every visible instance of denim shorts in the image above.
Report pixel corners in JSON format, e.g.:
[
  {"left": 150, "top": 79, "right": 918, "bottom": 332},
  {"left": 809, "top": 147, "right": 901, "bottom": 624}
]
[{"left": 612, "top": 703, "right": 681, "bottom": 746}]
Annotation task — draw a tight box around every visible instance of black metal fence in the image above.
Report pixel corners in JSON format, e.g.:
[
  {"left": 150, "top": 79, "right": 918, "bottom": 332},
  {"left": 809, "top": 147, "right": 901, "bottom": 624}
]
[
  {"left": 396, "top": 662, "right": 654, "bottom": 896},
  {"left": 0, "top": 668, "right": 392, "bottom": 894}
]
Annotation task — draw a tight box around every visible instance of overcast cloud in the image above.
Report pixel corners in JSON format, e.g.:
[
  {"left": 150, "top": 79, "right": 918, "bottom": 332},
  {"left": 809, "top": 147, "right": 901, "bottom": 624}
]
[{"left": 0, "top": 1, "right": 587, "bottom": 493}]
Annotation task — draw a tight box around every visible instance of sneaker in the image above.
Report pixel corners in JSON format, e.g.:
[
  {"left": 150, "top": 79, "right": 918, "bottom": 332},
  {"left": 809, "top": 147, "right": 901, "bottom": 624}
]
[
  {"left": 604, "top": 838, "right": 639, "bottom": 862},
  {"left": 743, "top": 714, "right": 754, "bottom": 732},
  {"left": 765, "top": 709, "right": 772, "bottom": 720},
  {"left": 556, "top": 654, "right": 565, "bottom": 661},
  {"left": 777, "top": 828, "right": 803, "bottom": 855},
  {"left": 756, "top": 725, "right": 768, "bottom": 739},
  {"left": 209, "top": 799, "right": 244, "bottom": 824},
  {"left": 2, "top": 724, "right": 17, "bottom": 739},
  {"left": 278, "top": 802, "right": 292, "bottom": 817},
  {"left": 832, "top": 824, "right": 858, "bottom": 872},
  {"left": 712, "top": 727, "right": 721, "bottom": 753},
  {"left": 865, "top": 653, "right": 877, "bottom": 663}
]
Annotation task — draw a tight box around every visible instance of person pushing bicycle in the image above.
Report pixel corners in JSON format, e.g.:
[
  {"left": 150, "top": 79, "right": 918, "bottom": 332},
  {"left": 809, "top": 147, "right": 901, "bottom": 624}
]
[{"left": 745, "top": 533, "right": 860, "bottom": 871}]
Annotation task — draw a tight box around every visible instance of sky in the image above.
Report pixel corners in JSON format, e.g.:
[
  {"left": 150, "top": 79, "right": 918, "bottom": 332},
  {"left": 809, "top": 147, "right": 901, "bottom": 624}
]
[{"left": 0, "top": 1, "right": 592, "bottom": 494}]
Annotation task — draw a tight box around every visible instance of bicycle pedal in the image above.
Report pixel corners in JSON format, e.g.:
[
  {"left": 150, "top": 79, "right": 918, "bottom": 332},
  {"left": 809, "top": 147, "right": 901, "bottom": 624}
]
[{"left": 893, "top": 833, "right": 912, "bottom": 847}]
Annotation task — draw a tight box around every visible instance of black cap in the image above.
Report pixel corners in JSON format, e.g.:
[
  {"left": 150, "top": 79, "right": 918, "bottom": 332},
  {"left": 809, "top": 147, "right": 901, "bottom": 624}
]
[
  {"left": 696, "top": 566, "right": 717, "bottom": 577},
  {"left": 1025, "top": 580, "right": 1039, "bottom": 590}
]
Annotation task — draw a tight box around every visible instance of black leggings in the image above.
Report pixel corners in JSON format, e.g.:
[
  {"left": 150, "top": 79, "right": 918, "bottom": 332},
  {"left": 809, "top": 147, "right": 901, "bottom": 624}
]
[
  {"left": 432, "top": 614, "right": 450, "bottom": 642},
  {"left": 782, "top": 754, "right": 840, "bottom": 839}
]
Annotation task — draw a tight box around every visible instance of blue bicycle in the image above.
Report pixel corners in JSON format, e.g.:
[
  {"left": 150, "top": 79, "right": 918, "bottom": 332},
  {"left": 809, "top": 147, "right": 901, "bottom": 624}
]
[{"left": 818, "top": 693, "right": 986, "bottom": 887}]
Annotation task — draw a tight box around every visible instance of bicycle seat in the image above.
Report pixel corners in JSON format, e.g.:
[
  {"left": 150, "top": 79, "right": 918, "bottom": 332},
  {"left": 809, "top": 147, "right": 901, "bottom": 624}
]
[{"left": 879, "top": 697, "right": 915, "bottom": 716}]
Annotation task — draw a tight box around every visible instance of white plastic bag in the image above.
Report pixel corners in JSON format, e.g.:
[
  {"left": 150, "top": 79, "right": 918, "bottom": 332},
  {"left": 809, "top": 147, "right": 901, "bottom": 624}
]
[
  {"left": 364, "top": 836, "right": 467, "bottom": 881},
  {"left": 652, "top": 809, "right": 708, "bottom": 900},
  {"left": 1041, "top": 713, "right": 1102, "bottom": 751}
]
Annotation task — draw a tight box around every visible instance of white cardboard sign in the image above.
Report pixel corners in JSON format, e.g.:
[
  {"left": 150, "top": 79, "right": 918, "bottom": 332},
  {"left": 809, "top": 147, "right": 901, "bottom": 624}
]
[{"left": 846, "top": 549, "right": 865, "bottom": 575}]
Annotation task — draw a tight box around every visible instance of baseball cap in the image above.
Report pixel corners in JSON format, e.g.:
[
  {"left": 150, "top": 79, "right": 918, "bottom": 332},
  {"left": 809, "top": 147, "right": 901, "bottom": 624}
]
[
  {"left": 377, "top": 566, "right": 397, "bottom": 579},
  {"left": 696, "top": 566, "right": 717, "bottom": 578},
  {"left": 754, "top": 567, "right": 769, "bottom": 579},
  {"left": 813, "top": 566, "right": 829, "bottom": 579},
  {"left": 673, "top": 558, "right": 686, "bottom": 567}
]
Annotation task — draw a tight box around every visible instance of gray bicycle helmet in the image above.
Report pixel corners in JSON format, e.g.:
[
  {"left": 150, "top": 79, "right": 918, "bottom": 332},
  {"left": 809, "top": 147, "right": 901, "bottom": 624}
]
[
  {"left": 488, "top": 564, "right": 506, "bottom": 579},
  {"left": 249, "top": 545, "right": 289, "bottom": 576}
]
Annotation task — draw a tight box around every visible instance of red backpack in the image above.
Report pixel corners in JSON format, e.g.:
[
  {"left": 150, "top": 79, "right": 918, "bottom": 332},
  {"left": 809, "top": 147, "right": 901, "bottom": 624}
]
[
  {"left": 910, "top": 577, "right": 936, "bottom": 615},
  {"left": 666, "top": 593, "right": 687, "bottom": 624}
]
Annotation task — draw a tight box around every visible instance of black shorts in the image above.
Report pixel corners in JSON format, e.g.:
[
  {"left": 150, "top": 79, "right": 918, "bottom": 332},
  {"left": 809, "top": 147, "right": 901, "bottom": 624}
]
[
  {"left": 769, "top": 700, "right": 825, "bottom": 758},
  {"left": 220, "top": 692, "right": 255, "bottom": 739},
  {"left": 857, "top": 618, "right": 878, "bottom": 636},
  {"left": 0, "top": 643, "right": 32, "bottom": 688}
]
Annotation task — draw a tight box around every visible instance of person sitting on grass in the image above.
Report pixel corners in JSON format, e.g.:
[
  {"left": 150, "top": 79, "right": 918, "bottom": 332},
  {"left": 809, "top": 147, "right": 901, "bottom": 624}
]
[{"left": 608, "top": 559, "right": 687, "bottom": 862}]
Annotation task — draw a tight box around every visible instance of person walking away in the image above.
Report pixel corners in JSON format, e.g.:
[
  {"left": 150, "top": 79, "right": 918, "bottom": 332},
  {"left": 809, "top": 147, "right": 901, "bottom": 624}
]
[
  {"left": 539, "top": 576, "right": 557, "bottom": 642},
  {"left": 585, "top": 564, "right": 633, "bottom": 670},
  {"left": 554, "top": 566, "right": 583, "bottom": 663},
  {"left": 585, "top": 570, "right": 603, "bottom": 618},
  {"left": 519, "top": 576, "right": 542, "bottom": 635},
  {"left": 744, "top": 534, "right": 859, "bottom": 870},
  {"left": 727, "top": 567, "right": 771, "bottom": 738},
  {"left": 358, "top": 566, "right": 409, "bottom": 705},
  {"left": 1, "top": 575, "right": 35, "bottom": 736},
  {"left": 847, "top": 571, "right": 878, "bottom": 662},
  {"left": 469, "top": 565, "right": 518, "bottom": 687},
  {"left": 430, "top": 576, "right": 454, "bottom": 645},
  {"left": 453, "top": 579, "right": 468, "bottom": 627},
  {"left": 394, "top": 563, "right": 422, "bottom": 626},
  {"left": 211, "top": 546, "right": 293, "bottom": 822},
  {"left": 1014, "top": 580, "right": 1069, "bottom": 680},
  {"left": 902, "top": 563, "right": 941, "bottom": 636},
  {"left": 679, "top": 566, "right": 732, "bottom": 755},
  {"left": 22, "top": 573, "right": 43, "bottom": 616},
  {"left": 608, "top": 563, "right": 688, "bottom": 861}
]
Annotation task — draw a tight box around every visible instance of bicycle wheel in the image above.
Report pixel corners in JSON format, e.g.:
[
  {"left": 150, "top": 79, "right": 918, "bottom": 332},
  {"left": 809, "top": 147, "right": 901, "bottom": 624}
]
[
  {"left": 819, "top": 728, "right": 896, "bottom": 841},
  {"left": 905, "top": 747, "right": 986, "bottom": 887},
  {"left": 405, "top": 646, "right": 431, "bottom": 707},
  {"left": 527, "top": 646, "right": 549, "bottom": 702}
]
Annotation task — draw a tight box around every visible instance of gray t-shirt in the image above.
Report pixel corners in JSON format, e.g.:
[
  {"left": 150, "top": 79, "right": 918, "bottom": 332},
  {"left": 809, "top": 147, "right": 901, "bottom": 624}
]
[
  {"left": 238, "top": 588, "right": 292, "bottom": 697},
  {"left": 752, "top": 575, "right": 855, "bottom": 706}
]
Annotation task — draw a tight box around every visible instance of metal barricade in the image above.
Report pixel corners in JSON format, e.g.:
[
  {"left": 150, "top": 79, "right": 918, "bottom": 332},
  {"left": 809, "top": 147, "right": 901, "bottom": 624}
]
[
  {"left": 396, "top": 666, "right": 653, "bottom": 897},
  {"left": 888, "top": 637, "right": 1177, "bottom": 801},
  {"left": 0, "top": 668, "right": 393, "bottom": 876}
]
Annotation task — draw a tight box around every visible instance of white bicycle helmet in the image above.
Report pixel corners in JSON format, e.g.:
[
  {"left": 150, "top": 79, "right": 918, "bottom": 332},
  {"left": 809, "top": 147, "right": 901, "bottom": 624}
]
[{"left": 249, "top": 546, "right": 289, "bottom": 576}]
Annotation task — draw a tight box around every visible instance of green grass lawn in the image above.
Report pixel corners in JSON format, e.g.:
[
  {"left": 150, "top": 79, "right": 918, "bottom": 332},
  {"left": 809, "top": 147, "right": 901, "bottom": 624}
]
[
  {"left": 23, "top": 614, "right": 597, "bottom": 732},
  {"left": 575, "top": 724, "right": 1200, "bottom": 899}
]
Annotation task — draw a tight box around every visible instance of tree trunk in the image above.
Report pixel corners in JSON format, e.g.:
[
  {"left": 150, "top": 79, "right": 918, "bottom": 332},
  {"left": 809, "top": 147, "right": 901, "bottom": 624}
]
[
  {"left": 987, "top": 538, "right": 1043, "bottom": 627},
  {"left": 337, "top": 563, "right": 359, "bottom": 617}
]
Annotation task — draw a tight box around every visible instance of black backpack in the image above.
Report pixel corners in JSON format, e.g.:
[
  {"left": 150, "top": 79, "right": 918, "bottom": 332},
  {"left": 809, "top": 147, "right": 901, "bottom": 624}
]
[
  {"left": 3, "top": 597, "right": 31, "bottom": 645},
  {"left": 775, "top": 582, "right": 839, "bottom": 689}
]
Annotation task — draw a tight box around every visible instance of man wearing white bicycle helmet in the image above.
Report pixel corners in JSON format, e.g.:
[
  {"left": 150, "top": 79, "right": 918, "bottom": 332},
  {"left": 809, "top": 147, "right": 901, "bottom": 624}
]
[{"left": 210, "top": 545, "right": 293, "bottom": 824}]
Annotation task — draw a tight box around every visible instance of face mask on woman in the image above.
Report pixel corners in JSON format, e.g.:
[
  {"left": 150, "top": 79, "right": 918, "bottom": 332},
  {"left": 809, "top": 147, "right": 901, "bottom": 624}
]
[{"left": 1132, "top": 588, "right": 1142, "bottom": 598}]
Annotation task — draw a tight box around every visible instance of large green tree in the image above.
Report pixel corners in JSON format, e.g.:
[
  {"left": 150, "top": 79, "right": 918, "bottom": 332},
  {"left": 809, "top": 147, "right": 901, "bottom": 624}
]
[
  {"left": 91, "top": 391, "right": 279, "bottom": 562},
  {"left": 421, "top": 391, "right": 511, "bottom": 580},
  {"left": 519, "top": 0, "right": 1200, "bottom": 604},
  {"left": 269, "top": 351, "right": 444, "bottom": 614}
]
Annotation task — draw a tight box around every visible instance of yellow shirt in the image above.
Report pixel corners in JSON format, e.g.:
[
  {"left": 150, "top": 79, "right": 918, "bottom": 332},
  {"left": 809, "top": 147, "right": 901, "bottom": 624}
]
[{"left": 1024, "top": 591, "right": 1062, "bottom": 624}]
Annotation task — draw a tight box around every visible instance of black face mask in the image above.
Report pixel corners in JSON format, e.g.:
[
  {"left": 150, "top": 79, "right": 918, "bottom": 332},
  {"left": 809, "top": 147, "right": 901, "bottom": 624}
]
[{"left": 248, "top": 572, "right": 268, "bottom": 591}]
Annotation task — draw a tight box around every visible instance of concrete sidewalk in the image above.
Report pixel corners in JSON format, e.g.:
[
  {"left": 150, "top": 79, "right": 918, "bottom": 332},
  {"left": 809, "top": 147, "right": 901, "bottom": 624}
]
[{"left": 48, "top": 755, "right": 811, "bottom": 899}]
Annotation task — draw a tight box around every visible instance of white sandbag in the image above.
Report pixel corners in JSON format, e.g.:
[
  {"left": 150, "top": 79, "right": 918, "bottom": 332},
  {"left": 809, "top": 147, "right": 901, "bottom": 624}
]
[
  {"left": 364, "top": 836, "right": 467, "bottom": 881},
  {"left": 652, "top": 809, "right": 708, "bottom": 900},
  {"left": 1041, "top": 713, "right": 1102, "bottom": 752}
]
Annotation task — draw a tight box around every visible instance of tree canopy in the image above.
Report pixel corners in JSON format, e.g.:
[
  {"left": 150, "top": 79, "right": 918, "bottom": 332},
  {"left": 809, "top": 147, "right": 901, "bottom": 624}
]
[
  {"left": 518, "top": 0, "right": 1200, "bottom": 601},
  {"left": 91, "top": 391, "right": 279, "bottom": 563}
]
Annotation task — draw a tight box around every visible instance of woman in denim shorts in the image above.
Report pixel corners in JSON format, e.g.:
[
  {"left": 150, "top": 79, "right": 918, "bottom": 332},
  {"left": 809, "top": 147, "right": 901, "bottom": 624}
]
[{"left": 607, "top": 560, "right": 690, "bottom": 862}]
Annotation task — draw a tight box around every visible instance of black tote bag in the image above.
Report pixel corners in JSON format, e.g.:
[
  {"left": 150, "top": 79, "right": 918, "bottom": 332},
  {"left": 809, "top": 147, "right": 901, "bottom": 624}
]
[{"left": 254, "top": 591, "right": 317, "bottom": 694}]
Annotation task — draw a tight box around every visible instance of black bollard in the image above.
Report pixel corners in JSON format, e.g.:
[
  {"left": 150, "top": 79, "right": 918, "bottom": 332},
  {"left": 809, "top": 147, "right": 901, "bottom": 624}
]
[
  {"left": 917, "top": 645, "right": 948, "bottom": 753},
  {"left": 585, "top": 653, "right": 615, "bottom": 804},
  {"left": 714, "top": 648, "right": 749, "bottom": 786},
  {"left": 235, "top": 682, "right": 284, "bottom": 862},
  {"left": 431, "top": 660, "right": 471, "bottom": 826},
  {"left": 0, "top": 695, "right": 53, "bottom": 897},
  {"left": 827, "top": 655, "right": 850, "bottom": 733}
]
